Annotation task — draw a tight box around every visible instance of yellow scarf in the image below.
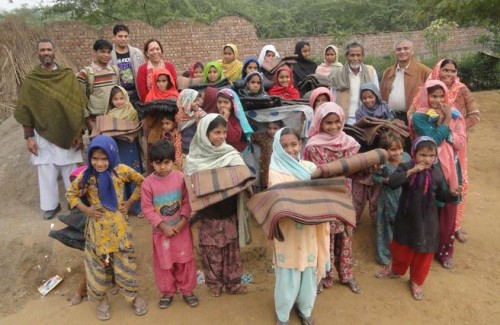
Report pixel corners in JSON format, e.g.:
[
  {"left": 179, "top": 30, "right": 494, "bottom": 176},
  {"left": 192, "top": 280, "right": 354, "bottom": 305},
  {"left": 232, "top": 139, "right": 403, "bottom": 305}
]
[
  {"left": 218, "top": 43, "right": 243, "bottom": 82},
  {"left": 106, "top": 86, "right": 139, "bottom": 121}
]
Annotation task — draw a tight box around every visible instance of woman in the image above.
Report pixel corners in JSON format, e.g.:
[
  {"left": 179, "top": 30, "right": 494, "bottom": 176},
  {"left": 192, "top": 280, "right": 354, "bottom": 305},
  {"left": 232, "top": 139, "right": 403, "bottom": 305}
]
[
  {"left": 137, "top": 39, "right": 178, "bottom": 102},
  {"left": 292, "top": 41, "right": 317, "bottom": 88}
]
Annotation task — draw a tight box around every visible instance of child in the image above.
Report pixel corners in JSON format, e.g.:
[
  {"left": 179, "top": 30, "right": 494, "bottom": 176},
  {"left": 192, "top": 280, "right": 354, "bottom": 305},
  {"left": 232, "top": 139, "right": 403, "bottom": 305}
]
[
  {"left": 355, "top": 82, "right": 391, "bottom": 121},
  {"left": 238, "top": 71, "right": 268, "bottom": 98},
  {"left": 218, "top": 43, "right": 243, "bottom": 82},
  {"left": 160, "top": 113, "right": 182, "bottom": 168},
  {"left": 241, "top": 57, "right": 260, "bottom": 80},
  {"left": 292, "top": 41, "right": 317, "bottom": 87},
  {"left": 145, "top": 68, "right": 179, "bottom": 102},
  {"left": 189, "top": 62, "right": 204, "bottom": 78},
  {"left": 308, "top": 87, "right": 334, "bottom": 112},
  {"left": 315, "top": 45, "right": 343, "bottom": 78},
  {"left": 378, "top": 136, "right": 461, "bottom": 300},
  {"left": 141, "top": 140, "right": 198, "bottom": 309},
  {"left": 268, "top": 66, "right": 301, "bottom": 100},
  {"left": 66, "top": 135, "right": 147, "bottom": 320},
  {"left": 303, "top": 102, "right": 362, "bottom": 294},
  {"left": 373, "top": 131, "right": 411, "bottom": 270},
  {"left": 202, "top": 61, "right": 226, "bottom": 85},
  {"left": 258, "top": 44, "right": 280, "bottom": 65},
  {"left": 269, "top": 127, "right": 327, "bottom": 325},
  {"left": 175, "top": 89, "right": 206, "bottom": 155},
  {"left": 184, "top": 114, "right": 249, "bottom": 297},
  {"left": 411, "top": 80, "right": 466, "bottom": 269},
  {"left": 251, "top": 120, "right": 284, "bottom": 190}
]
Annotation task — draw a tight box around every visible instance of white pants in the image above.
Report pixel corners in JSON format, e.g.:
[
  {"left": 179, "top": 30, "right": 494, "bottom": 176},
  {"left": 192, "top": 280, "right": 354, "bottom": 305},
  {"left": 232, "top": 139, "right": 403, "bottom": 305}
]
[{"left": 38, "top": 163, "right": 76, "bottom": 211}]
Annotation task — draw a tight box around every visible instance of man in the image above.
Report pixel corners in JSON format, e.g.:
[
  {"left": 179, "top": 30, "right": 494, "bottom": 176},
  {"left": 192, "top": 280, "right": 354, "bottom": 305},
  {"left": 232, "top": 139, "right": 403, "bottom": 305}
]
[
  {"left": 14, "top": 39, "right": 86, "bottom": 220},
  {"left": 329, "top": 42, "right": 379, "bottom": 125},
  {"left": 111, "top": 24, "right": 144, "bottom": 105},
  {"left": 380, "top": 39, "right": 431, "bottom": 125},
  {"left": 77, "top": 39, "right": 120, "bottom": 131}
]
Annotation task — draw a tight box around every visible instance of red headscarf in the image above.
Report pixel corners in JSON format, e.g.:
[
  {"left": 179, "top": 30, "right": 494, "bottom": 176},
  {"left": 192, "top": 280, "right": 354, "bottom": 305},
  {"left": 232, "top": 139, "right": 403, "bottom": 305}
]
[
  {"left": 145, "top": 68, "right": 179, "bottom": 102},
  {"left": 268, "top": 66, "right": 300, "bottom": 100}
]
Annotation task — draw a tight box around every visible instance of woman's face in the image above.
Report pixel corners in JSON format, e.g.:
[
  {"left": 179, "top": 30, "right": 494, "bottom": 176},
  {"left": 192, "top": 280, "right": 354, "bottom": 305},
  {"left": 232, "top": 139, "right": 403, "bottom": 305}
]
[
  {"left": 265, "top": 50, "right": 276, "bottom": 59},
  {"left": 439, "top": 62, "right": 457, "bottom": 87},
  {"left": 147, "top": 41, "right": 163, "bottom": 63},
  {"left": 324, "top": 48, "right": 337, "bottom": 64},
  {"left": 223, "top": 47, "right": 235, "bottom": 63},
  {"left": 207, "top": 66, "right": 219, "bottom": 83},
  {"left": 301, "top": 45, "right": 311, "bottom": 59}
]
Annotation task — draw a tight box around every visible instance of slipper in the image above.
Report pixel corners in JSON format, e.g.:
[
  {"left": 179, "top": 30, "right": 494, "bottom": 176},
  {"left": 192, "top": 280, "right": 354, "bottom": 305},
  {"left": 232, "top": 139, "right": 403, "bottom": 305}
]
[
  {"left": 183, "top": 294, "right": 199, "bottom": 307},
  {"left": 133, "top": 296, "right": 148, "bottom": 316},
  {"left": 159, "top": 294, "right": 174, "bottom": 309},
  {"left": 442, "top": 258, "right": 455, "bottom": 270},
  {"left": 375, "top": 267, "right": 400, "bottom": 279},
  {"left": 96, "top": 301, "right": 111, "bottom": 321},
  {"left": 343, "top": 278, "right": 362, "bottom": 294},
  {"left": 209, "top": 286, "right": 222, "bottom": 297},
  {"left": 455, "top": 228, "right": 468, "bottom": 243},
  {"left": 226, "top": 284, "right": 249, "bottom": 295},
  {"left": 409, "top": 281, "right": 424, "bottom": 300}
]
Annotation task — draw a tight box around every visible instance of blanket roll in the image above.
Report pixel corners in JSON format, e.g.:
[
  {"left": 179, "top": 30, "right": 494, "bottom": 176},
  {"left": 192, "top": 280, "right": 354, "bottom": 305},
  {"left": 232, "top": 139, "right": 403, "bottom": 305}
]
[{"left": 315, "top": 149, "right": 388, "bottom": 179}]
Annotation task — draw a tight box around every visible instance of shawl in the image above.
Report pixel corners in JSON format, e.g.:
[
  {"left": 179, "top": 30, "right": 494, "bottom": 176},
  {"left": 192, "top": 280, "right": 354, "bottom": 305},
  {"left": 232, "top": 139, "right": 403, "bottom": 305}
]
[
  {"left": 218, "top": 43, "right": 243, "bottom": 82},
  {"left": 239, "top": 71, "right": 267, "bottom": 97},
  {"left": 268, "top": 66, "right": 301, "bottom": 100},
  {"left": 258, "top": 44, "right": 280, "bottom": 65},
  {"left": 203, "top": 61, "right": 226, "bottom": 84},
  {"left": 241, "top": 57, "right": 260, "bottom": 79},
  {"left": 306, "top": 102, "right": 361, "bottom": 152},
  {"left": 106, "top": 86, "right": 139, "bottom": 121},
  {"left": 189, "top": 62, "right": 204, "bottom": 78},
  {"left": 355, "top": 82, "right": 391, "bottom": 121},
  {"left": 315, "top": 45, "right": 343, "bottom": 77},
  {"left": 217, "top": 88, "right": 254, "bottom": 143},
  {"left": 330, "top": 63, "right": 374, "bottom": 91},
  {"left": 81, "top": 135, "right": 120, "bottom": 211},
  {"left": 184, "top": 113, "right": 245, "bottom": 175},
  {"left": 292, "top": 41, "right": 318, "bottom": 86},
  {"left": 309, "top": 87, "right": 335, "bottom": 109},
  {"left": 269, "top": 128, "right": 315, "bottom": 181},
  {"left": 145, "top": 68, "right": 179, "bottom": 102},
  {"left": 175, "top": 89, "right": 206, "bottom": 131},
  {"left": 14, "top": 65, "right": 86, "bottom": 149}
]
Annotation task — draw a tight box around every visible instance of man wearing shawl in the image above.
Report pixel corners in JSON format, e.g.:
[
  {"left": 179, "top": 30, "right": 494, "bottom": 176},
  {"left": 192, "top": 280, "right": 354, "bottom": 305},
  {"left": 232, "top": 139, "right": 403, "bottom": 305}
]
[
  {"left": 14, "top": 39, "right": 86, "bottom": 220},
  {"left": 380, "top": 40, "right": 431, "bottom": 125}
]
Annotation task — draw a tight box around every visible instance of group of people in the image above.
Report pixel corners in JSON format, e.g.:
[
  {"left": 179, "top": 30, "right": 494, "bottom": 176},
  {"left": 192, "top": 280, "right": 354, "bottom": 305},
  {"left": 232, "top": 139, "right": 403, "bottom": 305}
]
[{"left": 14, "top": 22, "right": 480, "bottom": 324}]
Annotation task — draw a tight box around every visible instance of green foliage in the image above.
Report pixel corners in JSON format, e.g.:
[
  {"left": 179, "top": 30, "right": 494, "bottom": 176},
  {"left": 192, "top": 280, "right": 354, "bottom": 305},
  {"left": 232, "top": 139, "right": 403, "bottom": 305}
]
[
  {"left": 457, "top": 52, "right": 500, "bottom": 91},
  {"left": 423, "top": 19, "right": 459, "bottom": 59}
]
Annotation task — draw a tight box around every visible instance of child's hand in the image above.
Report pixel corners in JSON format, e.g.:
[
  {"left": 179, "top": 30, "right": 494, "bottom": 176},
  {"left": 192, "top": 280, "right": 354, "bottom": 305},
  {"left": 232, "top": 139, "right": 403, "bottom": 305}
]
[
  {"left": 159, "top": 222, "right": 178, "bottom": 237},
  {"left": 219, "top": 108, "right": 230, "bottom": 121},
  {"left": 120, "top": 200, "right": 133, "bottom": 214},
  {"left": 85, "top": 205, "right": 103, "bottom": 219},
  {"left": 174, "top": 216, "right": 188, "bottom": 233},
  {"left": 450, "top": 186, "right": 462, "bottom": 197},
  {"left": 440, "top": 102, "right": 452, "bottom": 117}
]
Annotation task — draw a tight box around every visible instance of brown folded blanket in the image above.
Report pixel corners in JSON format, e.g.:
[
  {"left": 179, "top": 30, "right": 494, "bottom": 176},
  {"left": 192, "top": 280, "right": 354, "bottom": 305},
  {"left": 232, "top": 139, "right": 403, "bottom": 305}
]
[
  {"left": 247, "top": 178, "right": 355, "bottom": 241},
  {"left": 89, "top": 115, "right": 143, "bottom": 142},
  {"left": 185, "top": 165, "right": 256, "bottom": 212},
  {"left": 354, "top": 117, "right": 410, "bottom": 145},
  {"left": 315, "top": 149, "right": 388, "bottom": 178}
]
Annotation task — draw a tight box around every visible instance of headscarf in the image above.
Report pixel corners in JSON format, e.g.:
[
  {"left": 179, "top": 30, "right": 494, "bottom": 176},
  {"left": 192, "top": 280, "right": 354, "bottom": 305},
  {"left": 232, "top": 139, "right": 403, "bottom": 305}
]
[
  {"left": 306, "top": 102, "right": 361, "bottom": 152},
  {"left": 202, "top": 61, "right": 225, "bottom": 84},
  {"left": 355, "top": 82, "right": 391, "bottom": 121},
  {"left": 217, "top": 88, "right": 254, "bottom": 143},
  {"left": 239, "top": 71, "right": 267, "bottom": 97},
  {"left": 106, "top": 86, "right": 139, "bottom": 121},
  {"left": 184, "top": 113, "right": 245, "bottom": 175},
  {"left": 175, "top": 89, "right": 206, "bottom": 131},
  {"left": 409, "top": 136, "right": 436, "bottom": 195},
  {"left": 268, "top": 66, "right": 301, "bottom": 100},
  {"left": 145, "top": 68, "right": 179, "bottom": 102},
  {"left": 292, "top": 41, "right": 318, "bottom": 86},
  {"left": 81, "top": 135, "right": 120, "bottom": 211},
  {"left": 309, "top": 87, "right": 335, "bottom": 110},
  {"left": 189, "top": 62, "right": 204, "bottom": 78},
  {"left": 315, "top": 45, "right": 343, "bottom": 77},
  {"left": 241, "top": 57, "right": 260, "bottom": 79},
  {"left": 218, "top": 43, "right": 243, "bottom": 82},
  {"left": 258, "top": 45, "right": 280, "bottom": 65},
  {"left": 269, "top": 127, "right": 314, "bottom": 181}
]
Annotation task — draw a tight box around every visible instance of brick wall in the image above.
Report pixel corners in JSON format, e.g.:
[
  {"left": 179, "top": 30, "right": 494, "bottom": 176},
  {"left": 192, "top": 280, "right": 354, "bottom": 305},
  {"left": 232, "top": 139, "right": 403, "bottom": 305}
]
[{"left": 44, "top": 16, "right": 487, "bottom": 73}]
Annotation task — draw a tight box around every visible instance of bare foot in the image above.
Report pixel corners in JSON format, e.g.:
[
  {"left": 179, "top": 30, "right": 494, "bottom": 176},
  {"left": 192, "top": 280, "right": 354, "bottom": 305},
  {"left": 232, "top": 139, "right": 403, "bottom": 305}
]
[
  {"left": 68, "top": 292, "right": 84, "bottom": 306},
  {"left": 109, "top": 284, "right": 119, "bottom": 295}
]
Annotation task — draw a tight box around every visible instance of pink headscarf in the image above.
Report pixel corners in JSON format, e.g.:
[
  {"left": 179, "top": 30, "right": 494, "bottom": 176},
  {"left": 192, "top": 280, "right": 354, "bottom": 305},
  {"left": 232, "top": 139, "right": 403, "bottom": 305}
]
[
  {"left": 306, "top": 102, "right": 360, "bottom": 152},
  {"left": 308, "top": 87, "right": 334, "bottom": 110},
  {"left": 415, "top": 79, "right": 451, "bottom": 113}
]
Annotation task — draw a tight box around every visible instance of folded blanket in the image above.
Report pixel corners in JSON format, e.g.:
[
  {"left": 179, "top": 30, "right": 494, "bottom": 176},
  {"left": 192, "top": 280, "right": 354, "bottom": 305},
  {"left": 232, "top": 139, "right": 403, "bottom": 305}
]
[
  {"left": 354, "top": 117, "right": 410, "bottom": 146},
  {"left": 89, "top": 115, "right": 143, "bottom": 142},
  {"left": 135, "top": 99, "right": 178, "bottom": 119},
  {"left": 315, "top": 149, "right": 388, "bottom": 178},
  {"left": 260, "top": 55, "right": 298, "bottom": 81},
  {"left": 247, "top": 178, "right": 355, "bottom": 241},
  {"left": 344, "top": 124, "right": 367, "bottom": 146},
  {"left": 298, "top": 74, "right": 330, "bottom": 96}
]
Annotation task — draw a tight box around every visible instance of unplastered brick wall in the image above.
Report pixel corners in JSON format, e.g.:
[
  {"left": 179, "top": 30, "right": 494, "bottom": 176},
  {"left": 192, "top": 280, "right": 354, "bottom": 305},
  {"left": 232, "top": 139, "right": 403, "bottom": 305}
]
[{"left": 44, "top": 16, "right": 487, "bottom": 73}]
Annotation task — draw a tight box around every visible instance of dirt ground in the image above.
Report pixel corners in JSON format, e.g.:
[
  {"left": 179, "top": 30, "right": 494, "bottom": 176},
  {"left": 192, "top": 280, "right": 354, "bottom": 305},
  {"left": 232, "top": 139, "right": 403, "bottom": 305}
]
[{"left": 0, "top": 91, "right": 499, "bottom": 325}]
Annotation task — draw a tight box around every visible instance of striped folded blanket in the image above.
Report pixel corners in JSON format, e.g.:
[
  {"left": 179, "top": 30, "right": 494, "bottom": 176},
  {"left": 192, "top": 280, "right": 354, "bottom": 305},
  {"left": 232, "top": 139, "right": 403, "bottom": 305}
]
[
  {"left": 247, "top": 178, "right": 356, "bottom": 241},
  {"left": 354, "top": 116, "right": 410, "bottom": 145},
  {"left": 185, "top": 165, "right": 256, "bottom": 212},
  {"left": 315, "top": 149, "right": 388, "bottom": 179},
  {"left": 89, "top": 115, "right": 143, "bottom": 142}
]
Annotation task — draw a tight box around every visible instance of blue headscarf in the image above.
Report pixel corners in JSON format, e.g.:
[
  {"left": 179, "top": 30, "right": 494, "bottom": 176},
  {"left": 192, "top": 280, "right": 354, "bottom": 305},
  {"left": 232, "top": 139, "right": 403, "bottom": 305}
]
[
  {"left": 241, "top": 57, "right": 260, "bottom": 79},
  {"left": 81, "top": 135, "right": 121, "bottom": 211},
  {"left": 269, "top": 127, "right": 312, "bottom": 181}
]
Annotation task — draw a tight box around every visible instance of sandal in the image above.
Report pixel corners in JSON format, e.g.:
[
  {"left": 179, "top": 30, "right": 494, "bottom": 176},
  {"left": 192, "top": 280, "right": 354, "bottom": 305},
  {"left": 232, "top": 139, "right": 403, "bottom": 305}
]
[
  {"left": 132, "top": 296, "right": 148, "bottom": 316},
  {"left": 96, "top": 299, "right": 111, "bottom": 321},
  {"left": 442, "top": 258, "right": 455, "bottom": 270},
  {"left": 159, "top": 294, "right": 174, "bottom": 309},
  {"left": 375, "top": 267, "right": 400, "bottom": 279},
  {"left": 455, "top": 228, "right": 469, "bottom": 243},
  {"left": 409, "top": 281, "right": 424, "bottom": 300},
  {"left": 343, "top": 278, "right": 362, "bottom": 294},
  {"left": 182, "top": 293, "right": 199, "bottom": 307},
  {"left": 209, "top": 286, "right": 222, "bottom": 297},
  {"left": 226, "top": 284, "right": 249, "bottom": 295}
]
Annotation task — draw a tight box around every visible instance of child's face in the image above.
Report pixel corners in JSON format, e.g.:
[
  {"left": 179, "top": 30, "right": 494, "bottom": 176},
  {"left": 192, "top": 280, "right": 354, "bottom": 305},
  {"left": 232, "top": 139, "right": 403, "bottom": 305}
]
[
  {"left": 361, "top": 90, "right": 377, "bottom": 109},
  {"left": 112, "top": 91, "right": 126, "bottom": 108},
  {"left": 415, "top": 146, "right": 437, "bottom": 169},
  {"left": 280, "top": 133, "right": 301, "bottom": 160},
  {"left": 207, "top": 67, "right": 219, "bottom": 83},
  {"left": 428, "top": 88, "right": 445, "bottom": 110},
  {"left": 193, "top": 67, "right": 203, "bottom": 79},
  {"left": 301, "top": 45, "right": 311, "bottom": 59},
  {"left": 217, "top": 97, "right": 233, "bottom": 114},
  {"left": 387, "top": 142, "right": 403, "bottom": 163},
  {"left": 192, "top": 95, "right": 203, "bottom": 110},
  {"left": 156, "top": 74, "right": 170, "bottom": 91},
  {"left": 207, "top": 124, "right": 227, "bottom": 147},
  {"left": 94, "top": 48, "right": 112, "bottom": 66},
  {"left": 320, "top": 113, "right": 342, "bottom": 136},
  {"left": 265, "top": 50, "right": 276, "bottom": 59},
  {"left": 277, "top": 70, "right": 290, "bottom": 87},
  {"left": 223, "top": 47, "right": 235, "bottom": 63},
  {"left": 314, "top": 94, "right": 330, "bottom": 109},
  {"left": 152, "top": 159, "right": 173, "bottom": 177},
  {"left": 266, "top": 122, "right": 281, "bottom": 138},
  {"left": 90, "top": 149, "right": 109, "bottom": 173},
  {"left": 325, "top": 48, "right": 337, "bottom": 64},
  {"left": 246, "top": 62, "right": 258, "bottom": 74},
  {"left": 161, "top": 118, "right": 176, "bottom": 133},
  {"left": 247, "top": 75, "right": 262, "bottom": 93}
]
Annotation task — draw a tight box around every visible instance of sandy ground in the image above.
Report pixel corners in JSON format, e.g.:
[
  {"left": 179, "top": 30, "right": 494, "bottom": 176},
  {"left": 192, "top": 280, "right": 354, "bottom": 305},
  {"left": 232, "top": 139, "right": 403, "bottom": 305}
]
[{"left": 0, "top": 90, "right": 499, "bottom": 325}]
